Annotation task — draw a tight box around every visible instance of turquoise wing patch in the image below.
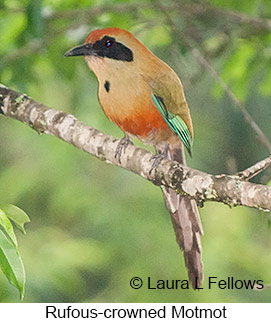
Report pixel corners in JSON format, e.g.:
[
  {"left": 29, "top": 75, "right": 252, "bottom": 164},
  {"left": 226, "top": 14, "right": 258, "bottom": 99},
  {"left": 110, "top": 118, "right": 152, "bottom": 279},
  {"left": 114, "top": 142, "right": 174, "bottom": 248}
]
[{"left": 151, "top": 94, "right": 192, "bottom": 156}]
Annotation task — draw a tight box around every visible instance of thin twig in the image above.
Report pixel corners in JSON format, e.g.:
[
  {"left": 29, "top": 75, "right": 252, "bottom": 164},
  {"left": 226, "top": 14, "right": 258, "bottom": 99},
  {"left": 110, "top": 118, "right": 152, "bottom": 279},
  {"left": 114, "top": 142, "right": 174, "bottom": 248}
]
[
  {"left": 47, "top": 3, "right": 271, "bottom": 35},
  {"left": 157, "top": 1, "right": 271, "bottom": 154},
  {"left": 176, "top": 3, "right": 271, "bottom": 35},
  {"left": 237, "top": 155, "right": 271, "bottom": 181},
  {"left": 190, "top": 48, "right": 271, "bottom": 153}
]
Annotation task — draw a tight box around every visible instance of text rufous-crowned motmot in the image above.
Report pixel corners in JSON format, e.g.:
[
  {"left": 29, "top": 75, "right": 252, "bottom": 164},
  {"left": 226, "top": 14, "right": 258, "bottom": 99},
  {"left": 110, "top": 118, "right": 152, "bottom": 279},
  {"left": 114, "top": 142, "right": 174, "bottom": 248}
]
[{"left": 65, "top": 27, "right": 203, "bottom": 289}]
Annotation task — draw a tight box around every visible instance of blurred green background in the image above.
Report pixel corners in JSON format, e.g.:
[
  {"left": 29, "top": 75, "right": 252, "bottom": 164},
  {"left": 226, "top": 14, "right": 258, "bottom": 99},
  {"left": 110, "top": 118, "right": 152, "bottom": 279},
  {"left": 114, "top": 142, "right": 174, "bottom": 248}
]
[{"left": 0, "top": 0, "right": 271, "bottom": 302}]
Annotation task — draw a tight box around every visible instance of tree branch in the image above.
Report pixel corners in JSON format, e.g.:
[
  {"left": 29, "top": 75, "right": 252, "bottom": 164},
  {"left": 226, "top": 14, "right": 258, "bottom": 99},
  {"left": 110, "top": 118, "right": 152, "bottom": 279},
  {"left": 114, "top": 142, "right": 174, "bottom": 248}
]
[
  {"left": 4, "top": 2, "right": 270, "bottom": 66},
  {"left": 1, "top": 84, "right": 271, "bottom": 212},
  {"left": 48, "top": 3, "right": 271, "bottom": 35},
  {"left": 237, "top": 155, "right": 271, "bottom": 181}
]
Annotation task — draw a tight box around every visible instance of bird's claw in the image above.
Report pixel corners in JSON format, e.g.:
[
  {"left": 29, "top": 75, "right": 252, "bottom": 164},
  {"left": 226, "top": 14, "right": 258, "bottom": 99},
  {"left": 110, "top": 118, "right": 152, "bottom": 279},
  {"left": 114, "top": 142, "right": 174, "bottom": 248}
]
[
  {"left": 115, "top": 136, "right": 132, "bottom": 163},
  {"left": 149, "top": 151, "right": 167, "bottom": 174}
]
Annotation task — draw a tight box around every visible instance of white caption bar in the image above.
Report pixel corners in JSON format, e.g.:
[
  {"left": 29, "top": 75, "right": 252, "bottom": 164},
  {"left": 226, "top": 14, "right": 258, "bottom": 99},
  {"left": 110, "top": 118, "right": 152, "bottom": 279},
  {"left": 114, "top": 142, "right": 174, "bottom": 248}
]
[{"left": 0, "top": 303, "right": 269, "bottom": 322}]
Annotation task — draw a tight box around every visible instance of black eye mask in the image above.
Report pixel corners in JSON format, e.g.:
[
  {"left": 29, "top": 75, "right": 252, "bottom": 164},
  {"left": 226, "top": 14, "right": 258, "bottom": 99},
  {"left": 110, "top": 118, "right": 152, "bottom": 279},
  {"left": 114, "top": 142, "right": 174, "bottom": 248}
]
[{"left": 93, "top": 36, "right": 133, "bottom": 62}]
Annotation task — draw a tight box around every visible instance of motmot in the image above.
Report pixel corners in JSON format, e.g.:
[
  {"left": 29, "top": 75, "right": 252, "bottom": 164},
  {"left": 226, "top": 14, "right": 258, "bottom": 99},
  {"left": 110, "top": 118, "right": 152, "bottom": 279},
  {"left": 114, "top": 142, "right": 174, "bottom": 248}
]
[{"left": 65, "top": 27, "right": 203, "bottom": 288}]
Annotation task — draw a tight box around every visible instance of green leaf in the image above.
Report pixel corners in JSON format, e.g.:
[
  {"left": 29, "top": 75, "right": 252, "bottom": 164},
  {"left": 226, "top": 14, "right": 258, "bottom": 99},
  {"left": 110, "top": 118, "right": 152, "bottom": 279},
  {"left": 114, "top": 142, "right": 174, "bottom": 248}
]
[
  {"left": 0, "top": 209, "right": 17, "bottom": 247},
  {"left": 0, "top": 229, "right": 25, "bottom": 299},
  {"left": 0, "top": 13, "right": 26, "bottom": 55},
  {"left": 258, "top": 68, "right": 271, "bottom": 96},
  {"left": 1, "top": 205, "right": 30, "bottom": 234}
]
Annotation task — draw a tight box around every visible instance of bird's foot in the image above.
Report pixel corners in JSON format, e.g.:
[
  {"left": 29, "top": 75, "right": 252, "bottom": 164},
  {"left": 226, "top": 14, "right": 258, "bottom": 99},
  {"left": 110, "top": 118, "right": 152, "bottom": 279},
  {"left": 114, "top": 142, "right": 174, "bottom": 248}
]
[
  {"left": 149, "top": 144, "right": 169, "bottom": 174},
  {"left": 115, "top": 136, "right": 133, "bottom": 163},
  {"left": 149, "top": 151, "right": 168, "bottom": 174}
]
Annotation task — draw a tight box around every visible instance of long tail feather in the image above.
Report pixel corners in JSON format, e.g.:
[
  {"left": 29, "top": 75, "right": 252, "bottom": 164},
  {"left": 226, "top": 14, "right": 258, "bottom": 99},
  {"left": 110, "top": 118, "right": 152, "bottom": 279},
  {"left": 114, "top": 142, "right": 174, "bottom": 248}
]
[{"left": 156, "top": 142, "right": 203, "bottom": 289}]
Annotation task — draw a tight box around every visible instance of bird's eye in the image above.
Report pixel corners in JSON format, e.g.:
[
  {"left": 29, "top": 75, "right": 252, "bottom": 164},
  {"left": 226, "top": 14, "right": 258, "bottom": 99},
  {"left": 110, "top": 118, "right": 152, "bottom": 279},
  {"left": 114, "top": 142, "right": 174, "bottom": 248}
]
[{"left": 105, "top": 39, "right": 114, "bottom": 48}]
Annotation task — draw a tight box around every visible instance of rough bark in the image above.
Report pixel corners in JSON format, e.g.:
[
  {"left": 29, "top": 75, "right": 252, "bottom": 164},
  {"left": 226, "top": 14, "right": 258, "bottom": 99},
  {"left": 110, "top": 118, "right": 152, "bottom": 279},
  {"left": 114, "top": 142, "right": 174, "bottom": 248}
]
[{"left": 1, "top": 84, "right": 271, "bottom": 212}]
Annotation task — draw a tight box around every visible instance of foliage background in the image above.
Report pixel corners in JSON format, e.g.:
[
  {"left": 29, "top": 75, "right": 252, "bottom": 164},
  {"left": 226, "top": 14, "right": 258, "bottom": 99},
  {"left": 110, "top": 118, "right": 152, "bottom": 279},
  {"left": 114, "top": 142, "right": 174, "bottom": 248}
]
[{"left": 0, "top": 0, "right": 271, "bottom": 302}]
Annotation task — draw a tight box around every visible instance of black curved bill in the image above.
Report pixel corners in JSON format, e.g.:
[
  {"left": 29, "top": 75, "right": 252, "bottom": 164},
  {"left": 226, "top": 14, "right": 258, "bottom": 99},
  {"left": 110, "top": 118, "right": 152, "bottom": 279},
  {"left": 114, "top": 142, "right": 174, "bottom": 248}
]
[{"left": 64, "top": 43, "right": 95, "bottom": 57}]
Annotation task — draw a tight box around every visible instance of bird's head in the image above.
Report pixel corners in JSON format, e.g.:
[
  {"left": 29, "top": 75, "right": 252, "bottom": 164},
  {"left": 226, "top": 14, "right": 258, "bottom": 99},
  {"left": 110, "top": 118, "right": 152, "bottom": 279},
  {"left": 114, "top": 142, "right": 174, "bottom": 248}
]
[{"left": 65, "top": 28, "right": 155, "bottom": 78}]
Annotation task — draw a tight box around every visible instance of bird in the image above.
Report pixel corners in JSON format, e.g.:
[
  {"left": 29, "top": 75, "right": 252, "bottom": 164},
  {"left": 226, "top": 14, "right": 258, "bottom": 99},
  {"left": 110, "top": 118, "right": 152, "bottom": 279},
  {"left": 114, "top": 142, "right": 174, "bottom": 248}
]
[{"left": 65, "top": 27, "right": 203, "bottom": 289}]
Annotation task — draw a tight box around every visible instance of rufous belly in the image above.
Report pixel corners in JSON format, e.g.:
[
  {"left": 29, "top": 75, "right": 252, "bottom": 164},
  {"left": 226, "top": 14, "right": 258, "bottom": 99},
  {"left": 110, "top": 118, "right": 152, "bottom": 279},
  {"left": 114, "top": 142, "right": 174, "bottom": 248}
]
[{"left": 100, "top": 93, "right": 175, "bottom": 145}]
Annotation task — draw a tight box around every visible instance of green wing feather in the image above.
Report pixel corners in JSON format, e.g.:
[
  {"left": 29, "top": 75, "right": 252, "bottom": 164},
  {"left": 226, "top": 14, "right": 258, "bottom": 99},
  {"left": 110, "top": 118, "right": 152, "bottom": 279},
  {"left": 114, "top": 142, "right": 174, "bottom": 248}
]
[{"left": 151, "top": 94, "right": 192, "bottom": 156}]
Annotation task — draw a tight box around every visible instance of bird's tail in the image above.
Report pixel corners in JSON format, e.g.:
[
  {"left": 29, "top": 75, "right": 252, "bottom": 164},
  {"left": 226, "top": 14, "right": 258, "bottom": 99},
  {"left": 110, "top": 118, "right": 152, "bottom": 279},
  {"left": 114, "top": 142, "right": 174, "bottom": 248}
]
[{"left": 156, "top": 143, "right": 203, "bottom": 289}]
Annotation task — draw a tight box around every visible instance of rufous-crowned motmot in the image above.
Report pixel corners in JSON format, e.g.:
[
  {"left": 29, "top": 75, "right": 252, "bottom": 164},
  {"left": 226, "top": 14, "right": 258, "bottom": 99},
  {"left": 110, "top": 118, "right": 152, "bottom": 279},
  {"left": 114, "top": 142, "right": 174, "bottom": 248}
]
[{"left": 65, "top": 27, "right": 203, "bottom": 289}]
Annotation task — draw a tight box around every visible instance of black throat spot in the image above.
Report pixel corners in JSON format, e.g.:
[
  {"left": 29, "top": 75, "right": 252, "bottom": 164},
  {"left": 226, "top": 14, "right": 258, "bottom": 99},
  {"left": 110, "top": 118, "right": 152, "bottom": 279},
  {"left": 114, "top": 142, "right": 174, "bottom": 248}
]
[{"left": 104, "top": 81, "right": 110, "bottom": 93}]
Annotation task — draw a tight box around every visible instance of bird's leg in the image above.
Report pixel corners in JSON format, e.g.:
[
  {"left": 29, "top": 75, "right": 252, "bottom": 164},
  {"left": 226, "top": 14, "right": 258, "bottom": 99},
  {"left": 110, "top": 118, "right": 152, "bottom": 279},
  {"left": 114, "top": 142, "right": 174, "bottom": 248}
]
[
  {"left": 115, "top": 135, "right": 133, "bottom": 163},
  {"left": 149, "top": 144, "right": 169, "bottom": 174}
]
